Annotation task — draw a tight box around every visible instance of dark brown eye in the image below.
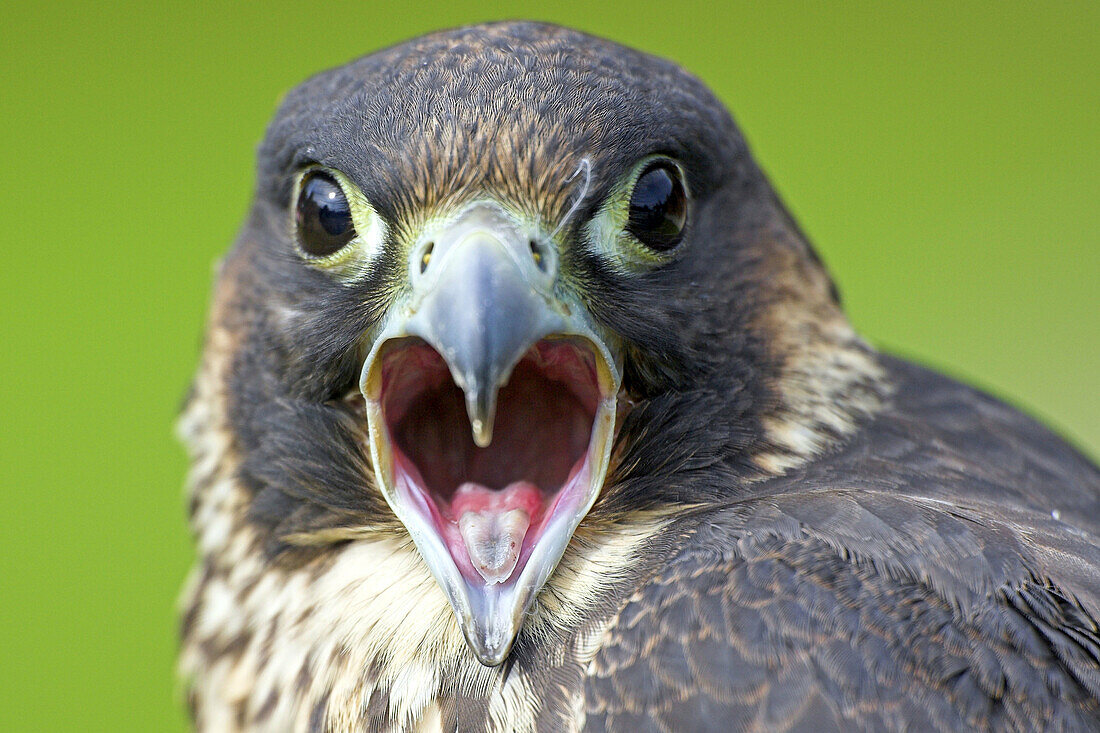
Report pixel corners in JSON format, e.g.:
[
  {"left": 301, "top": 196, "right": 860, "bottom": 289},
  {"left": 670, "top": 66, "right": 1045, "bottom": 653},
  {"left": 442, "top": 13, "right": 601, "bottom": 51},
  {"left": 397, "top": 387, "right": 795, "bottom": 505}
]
[
  {"left": 296, "top": 171, "right": 355, "bottom": 257},
  {"left": 626, "top": 162, "right": 687, "bottom": 251}
]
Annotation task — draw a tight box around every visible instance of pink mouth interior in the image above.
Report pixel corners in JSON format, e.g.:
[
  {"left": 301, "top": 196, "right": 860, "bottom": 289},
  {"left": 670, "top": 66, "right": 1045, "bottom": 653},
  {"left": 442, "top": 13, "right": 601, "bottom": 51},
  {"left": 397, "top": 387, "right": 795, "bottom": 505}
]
[{"left": 379, "top": 339, "right": 601, "bottom": 584}]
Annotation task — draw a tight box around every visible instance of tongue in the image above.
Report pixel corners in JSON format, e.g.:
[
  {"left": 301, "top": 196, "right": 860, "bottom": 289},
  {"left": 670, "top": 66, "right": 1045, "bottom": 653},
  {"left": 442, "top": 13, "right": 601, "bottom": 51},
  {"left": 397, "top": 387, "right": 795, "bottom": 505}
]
[
  {"left": 458, "top": 508, "right": 529, "bottom": 584},
  {"left": 453, "top": 481, "right": 541, "bottom": 584}
]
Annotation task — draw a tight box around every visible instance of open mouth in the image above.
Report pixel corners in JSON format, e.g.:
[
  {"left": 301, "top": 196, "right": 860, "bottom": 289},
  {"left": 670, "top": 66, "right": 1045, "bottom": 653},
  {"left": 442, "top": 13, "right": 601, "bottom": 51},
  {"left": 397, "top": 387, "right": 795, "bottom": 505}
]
[
  {"left": 353, "top": 200, "right": 623, "bottom": 664},
  {"left": 372, "top": 338, "right": 608, "bottom": 585}
]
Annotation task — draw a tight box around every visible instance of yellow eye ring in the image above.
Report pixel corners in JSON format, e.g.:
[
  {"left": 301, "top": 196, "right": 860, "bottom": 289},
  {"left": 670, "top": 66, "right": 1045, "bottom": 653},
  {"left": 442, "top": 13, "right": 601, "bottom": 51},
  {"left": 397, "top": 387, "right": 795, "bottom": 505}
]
[
  {"left": 288, "top": 167, "right": 388, "bottom": 281},
  {"left": 584, "top": 156, "right": 691, "bottom": 272}
]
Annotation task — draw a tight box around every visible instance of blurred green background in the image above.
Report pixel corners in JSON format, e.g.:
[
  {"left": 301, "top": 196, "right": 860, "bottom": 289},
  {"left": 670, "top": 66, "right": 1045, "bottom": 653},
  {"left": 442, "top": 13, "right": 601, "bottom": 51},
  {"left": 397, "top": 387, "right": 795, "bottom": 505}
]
[{"left": 1, "top": 1, "right": 1096, "bottom": 730}]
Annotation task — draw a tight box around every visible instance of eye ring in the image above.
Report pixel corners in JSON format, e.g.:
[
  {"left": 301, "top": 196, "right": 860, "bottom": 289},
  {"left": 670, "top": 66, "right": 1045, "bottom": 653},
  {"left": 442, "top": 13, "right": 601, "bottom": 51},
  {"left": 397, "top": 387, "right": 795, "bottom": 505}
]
[
  {"left": 626, "top": 162, "right": 688, "bottom": 252},
  {"left": 295, "top": 171, "right": 356, "bottom": 257}
]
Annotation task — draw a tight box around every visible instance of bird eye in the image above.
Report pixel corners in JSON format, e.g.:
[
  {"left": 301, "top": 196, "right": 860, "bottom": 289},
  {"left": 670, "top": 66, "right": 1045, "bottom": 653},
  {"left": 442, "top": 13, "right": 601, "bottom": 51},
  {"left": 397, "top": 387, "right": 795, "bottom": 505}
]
[
  {"left": 296, "top": 171, "right": 356, "bottom": 257},
  {"left": 626, "top": 162, "right": 687, "bottom": 251}
]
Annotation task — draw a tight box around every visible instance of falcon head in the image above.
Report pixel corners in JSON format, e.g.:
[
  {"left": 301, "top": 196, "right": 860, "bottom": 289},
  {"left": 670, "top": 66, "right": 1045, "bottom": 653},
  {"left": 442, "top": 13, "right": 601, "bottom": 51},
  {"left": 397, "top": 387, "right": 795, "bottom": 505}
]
[{"left": 196, "top": 22, "right": 880, "bottom": 666}]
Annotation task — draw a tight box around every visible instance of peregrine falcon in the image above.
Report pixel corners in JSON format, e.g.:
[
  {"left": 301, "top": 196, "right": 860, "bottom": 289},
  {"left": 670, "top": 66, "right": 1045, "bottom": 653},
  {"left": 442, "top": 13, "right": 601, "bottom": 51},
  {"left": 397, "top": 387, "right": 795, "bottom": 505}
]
[{"left": 179, "top": 22, "right": 1100, "bottom": 731}]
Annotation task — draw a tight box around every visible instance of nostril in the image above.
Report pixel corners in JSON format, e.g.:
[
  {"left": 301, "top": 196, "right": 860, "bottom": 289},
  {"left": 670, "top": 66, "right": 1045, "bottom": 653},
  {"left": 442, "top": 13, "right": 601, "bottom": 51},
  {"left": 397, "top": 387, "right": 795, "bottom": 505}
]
[
  {"left": 420, "top": 242, "right": 435, "bottom": 274},
  {"left": 529, "top": 240, "right": 547, "bottom": 272}
]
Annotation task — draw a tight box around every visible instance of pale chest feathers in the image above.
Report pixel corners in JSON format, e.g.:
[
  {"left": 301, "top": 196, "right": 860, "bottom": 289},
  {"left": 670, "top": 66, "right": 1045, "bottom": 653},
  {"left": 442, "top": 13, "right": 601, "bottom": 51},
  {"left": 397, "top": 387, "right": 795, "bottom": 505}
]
[{"left": 181, "top": 476, "right": 666, "bottom": 732}]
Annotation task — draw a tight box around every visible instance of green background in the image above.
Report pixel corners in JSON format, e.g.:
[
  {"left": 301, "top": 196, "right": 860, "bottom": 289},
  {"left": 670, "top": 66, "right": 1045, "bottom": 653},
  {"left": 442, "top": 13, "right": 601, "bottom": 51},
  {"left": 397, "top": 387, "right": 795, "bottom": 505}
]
[{"left": 2, "top": 2, "right": 1096, "bottom": 730}]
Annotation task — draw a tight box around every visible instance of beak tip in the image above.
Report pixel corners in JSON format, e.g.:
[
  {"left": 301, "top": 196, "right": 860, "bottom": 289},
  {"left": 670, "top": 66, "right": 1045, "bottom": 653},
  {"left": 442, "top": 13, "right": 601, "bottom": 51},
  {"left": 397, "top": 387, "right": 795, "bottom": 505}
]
[
  {"left": 467, "top": 629, "right": 516, "bottom": 667},
  {"left": 459, "top": 584, "right": 523, "bottom": 667},
  {"left": 471, "top": 420, "right": 493, "bottom": 448},
  {"left": 465, "top": 389, "right": 497, "bottom": 447}
]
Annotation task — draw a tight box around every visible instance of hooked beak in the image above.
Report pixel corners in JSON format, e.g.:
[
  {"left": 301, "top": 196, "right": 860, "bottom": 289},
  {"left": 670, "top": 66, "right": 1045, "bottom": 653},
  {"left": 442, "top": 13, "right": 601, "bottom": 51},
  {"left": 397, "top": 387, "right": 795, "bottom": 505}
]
[{"left": 359, "top": 203, "right": 620, "bottom": 665}]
